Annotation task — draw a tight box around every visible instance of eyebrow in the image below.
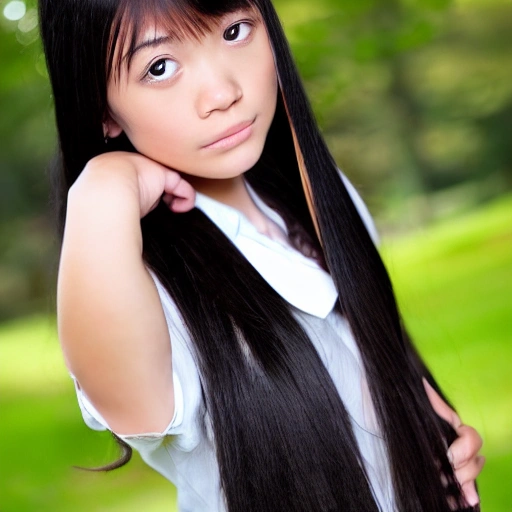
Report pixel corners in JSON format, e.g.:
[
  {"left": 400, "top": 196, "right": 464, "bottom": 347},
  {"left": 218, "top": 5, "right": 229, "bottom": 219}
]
[{"left": 125, "top": 35, "right": 172, "bottom": 61}]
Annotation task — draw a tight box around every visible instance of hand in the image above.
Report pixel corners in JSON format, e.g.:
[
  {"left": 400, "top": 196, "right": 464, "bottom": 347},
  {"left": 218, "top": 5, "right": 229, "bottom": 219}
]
[
  {"left": 80, "top": 151, "right": 196, "bottom": 218},
  {"left": 424, "top": 378, "right": 485, "bottom": 508}
]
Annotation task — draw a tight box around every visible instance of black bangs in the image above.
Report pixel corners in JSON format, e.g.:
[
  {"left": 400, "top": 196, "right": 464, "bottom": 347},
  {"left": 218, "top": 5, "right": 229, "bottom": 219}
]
[{"left": 108, "top": 0, "right": 255, "bottom": 78}]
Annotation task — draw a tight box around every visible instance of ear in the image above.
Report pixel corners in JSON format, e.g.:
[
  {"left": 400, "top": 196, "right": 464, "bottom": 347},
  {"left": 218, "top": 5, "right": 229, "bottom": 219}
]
[{"left": 102, "top": 114, "right": 123, "bottom": 139}]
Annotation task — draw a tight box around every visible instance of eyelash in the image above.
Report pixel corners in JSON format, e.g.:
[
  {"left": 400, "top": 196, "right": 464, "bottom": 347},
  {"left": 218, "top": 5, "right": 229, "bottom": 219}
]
[
  {"left": 223, "top": 20, "right": 254, "bottom": 43},
  {"left": 143, "top": 57, "right": 179, "bottom": 84},
  {"left": 140, "top": 17, "right": 256, "bottom": 84}
]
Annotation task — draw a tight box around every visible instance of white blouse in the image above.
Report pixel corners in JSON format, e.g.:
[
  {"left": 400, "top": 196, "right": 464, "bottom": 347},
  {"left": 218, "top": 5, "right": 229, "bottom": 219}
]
[{"left": 73, "top": 175, "right": 394, "bottom": 512}]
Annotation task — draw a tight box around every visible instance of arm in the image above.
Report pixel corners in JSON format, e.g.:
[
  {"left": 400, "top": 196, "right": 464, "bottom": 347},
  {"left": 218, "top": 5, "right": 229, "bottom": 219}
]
[
  {"left": 58, "top": 152, "right": 194, "bottom": 435},
  {"left": 403, "top": 323, "right": 484, "bottom": 507},
  {"left": 344, "top": 176, "right": 485, "bottom": 506}
]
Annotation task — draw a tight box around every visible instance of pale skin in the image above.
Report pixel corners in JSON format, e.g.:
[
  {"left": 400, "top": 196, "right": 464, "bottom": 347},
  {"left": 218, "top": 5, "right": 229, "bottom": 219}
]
[{"left": 57, "top": 7, "right": 483, "bottom": 507}]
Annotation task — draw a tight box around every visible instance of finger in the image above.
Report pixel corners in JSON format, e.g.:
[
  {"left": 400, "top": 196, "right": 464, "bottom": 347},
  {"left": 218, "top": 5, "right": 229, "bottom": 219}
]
[
  {"left": 454, "top": 455, "right": 486, "bottom": 486},
  {"left": 161, "top": 193, "right": 173, "bottom": 207},
  {"left": 454, "top": 457, "right": 485, "bottom": 507},
  {"left": 423, "top": 378, "right": 462, "bottom": 429},
  {"left": 170, "top": 185, "right": 196, "bottom": 212},
  {"left": 161, "top": 173, "right": 195, "bottom": 212},
  {"left": 460, "top": 480, "right": 481, "bottom": 507},
  {"left": 161, "top": 169, "right": 182, "bottom": 195},
  {"left": 162, "top": 191, "right": 195, "bottom": 212},
  {"left": 448, "top": 425, "right": 483, "bottom": 469}
]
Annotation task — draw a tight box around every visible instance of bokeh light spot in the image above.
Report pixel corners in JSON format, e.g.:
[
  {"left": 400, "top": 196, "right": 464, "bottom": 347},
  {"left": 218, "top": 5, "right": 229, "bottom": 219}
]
[
  {"left": 18, "top": 7, "right": 37, "bottom": 32},
  {"left": 3, "top": 0, "right": 26, "bottom": 21}
]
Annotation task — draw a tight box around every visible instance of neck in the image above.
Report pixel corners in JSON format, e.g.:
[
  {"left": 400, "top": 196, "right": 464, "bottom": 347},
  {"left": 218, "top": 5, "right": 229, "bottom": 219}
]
[{"left": 187, "top": 175, "right": 271, "bottom": 233}]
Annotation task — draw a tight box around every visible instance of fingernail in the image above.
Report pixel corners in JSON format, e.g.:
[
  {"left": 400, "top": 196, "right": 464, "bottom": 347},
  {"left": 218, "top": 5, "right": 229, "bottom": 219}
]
[
  {"left": 447, "top": 448, "right": 454, "bottom": 465},
  {"left": 466, "top": 486, "right": 480, "bottom": 507}
]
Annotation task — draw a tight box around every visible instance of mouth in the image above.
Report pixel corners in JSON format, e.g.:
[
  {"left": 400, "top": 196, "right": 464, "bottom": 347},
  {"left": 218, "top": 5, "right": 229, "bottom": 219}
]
[{"left": 202, "top": 119, "right": 255, "bottom": 150}]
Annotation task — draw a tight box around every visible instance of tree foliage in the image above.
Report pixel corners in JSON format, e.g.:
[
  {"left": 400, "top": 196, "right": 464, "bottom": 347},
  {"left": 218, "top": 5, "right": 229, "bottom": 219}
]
[{"left": 0, "top": 0, "right": 511, "bottom": 317}]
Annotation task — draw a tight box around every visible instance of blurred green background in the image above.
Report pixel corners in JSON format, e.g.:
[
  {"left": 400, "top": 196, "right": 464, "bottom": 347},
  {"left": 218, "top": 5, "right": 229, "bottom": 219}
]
[{"left": 0, "top": 0, "right": 510, "bottom": 510}]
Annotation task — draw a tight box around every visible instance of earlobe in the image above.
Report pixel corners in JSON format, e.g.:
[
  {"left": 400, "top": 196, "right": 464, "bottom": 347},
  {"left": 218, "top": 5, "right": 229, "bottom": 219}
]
[{"left": 102, "top": 116, "right": 123, "bottom": 139}]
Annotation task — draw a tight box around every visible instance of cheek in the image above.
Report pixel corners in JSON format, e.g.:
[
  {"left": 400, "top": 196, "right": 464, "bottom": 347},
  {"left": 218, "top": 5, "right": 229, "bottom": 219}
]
[
  {"left": 266, "top": 61, "right": 278, "bottom": 98},
  {"left": 259, "top": 55, "right": 278, "bottom": 115},
  {"left": 257, "top": 41, "right": 278, "bottom": 99},
  {"left": 115, "top": 95, "right": 191, "bottom": 150}
]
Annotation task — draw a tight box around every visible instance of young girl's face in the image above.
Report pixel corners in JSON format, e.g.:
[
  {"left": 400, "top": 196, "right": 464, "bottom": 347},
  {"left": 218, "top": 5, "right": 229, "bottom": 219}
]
[{"left": 106, "top": 7, "right": 278, "bottom": 180}]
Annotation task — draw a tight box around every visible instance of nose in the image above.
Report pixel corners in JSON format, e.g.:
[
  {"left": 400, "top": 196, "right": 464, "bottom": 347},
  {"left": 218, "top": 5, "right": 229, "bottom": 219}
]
[{"left": 195, "top": 61, "right": 242, "bottom": 118}]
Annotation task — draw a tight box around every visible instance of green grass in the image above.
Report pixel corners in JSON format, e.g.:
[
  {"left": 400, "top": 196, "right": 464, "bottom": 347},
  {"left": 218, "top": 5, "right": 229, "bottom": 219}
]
[
  {"left": 381, "top": 195, "right": 512, "bottom": 511},
  {"left": 1, "top": 196, "right": 511, "bottom": 511},
  {"left": 0, "top": 321, "right": 177, "bottom": 512}
]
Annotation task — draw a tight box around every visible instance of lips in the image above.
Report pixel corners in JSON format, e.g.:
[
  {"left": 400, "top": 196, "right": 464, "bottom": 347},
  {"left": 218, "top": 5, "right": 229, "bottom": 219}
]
[{"left": 202, "top": 119, "right": 255, "bottom": 150}]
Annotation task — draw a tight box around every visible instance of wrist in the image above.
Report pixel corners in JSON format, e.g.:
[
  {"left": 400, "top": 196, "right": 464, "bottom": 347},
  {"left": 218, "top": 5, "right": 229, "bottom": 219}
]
[{"left": 69, "top": 153, "right": 142, "bottom": 217}]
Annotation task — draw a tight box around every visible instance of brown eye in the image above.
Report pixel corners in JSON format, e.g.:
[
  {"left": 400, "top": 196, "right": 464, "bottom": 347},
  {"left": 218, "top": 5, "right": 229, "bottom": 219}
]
[
  {"left": 223, "top": 22, "right": 252, "bottom": 42},
  {"left": 223, "top": 23, "right": 240, "bottom": 41},
  {"left": 149, "top": 60, "right": 167, "bottom": 76},
  {"left": 146, "top": 58, "right": 178, "bottom": 82}
]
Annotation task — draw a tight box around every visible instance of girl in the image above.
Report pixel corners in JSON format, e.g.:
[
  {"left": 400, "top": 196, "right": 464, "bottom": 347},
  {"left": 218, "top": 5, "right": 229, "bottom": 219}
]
[{"left": 39, "top": 0, "right": 484, "bottom": 510}]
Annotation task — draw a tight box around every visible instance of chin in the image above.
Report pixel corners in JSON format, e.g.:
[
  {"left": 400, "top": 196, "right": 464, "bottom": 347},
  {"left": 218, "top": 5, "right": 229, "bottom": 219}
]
[
  {"left": 226, "top": 141, "right": 265, "bottom": 174},
  {"left": 200, "top": 147, "right": 264, "bottom": 179}
]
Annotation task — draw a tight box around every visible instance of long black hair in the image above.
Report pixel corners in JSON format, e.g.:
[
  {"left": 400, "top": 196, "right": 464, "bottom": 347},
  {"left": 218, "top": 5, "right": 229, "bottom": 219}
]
[{"left": 39, "top": 0, "right": 476, "bottom": 510}]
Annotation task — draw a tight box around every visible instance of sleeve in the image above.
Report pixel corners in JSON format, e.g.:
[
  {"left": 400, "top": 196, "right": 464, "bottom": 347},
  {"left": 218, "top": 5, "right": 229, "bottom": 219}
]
[
  {"left": 71, "top": 369, "right": 187, "bottom": 459},
  {"left": 71, "top": 371, "right": 184, "bottom": 435},
  {"left": 339, "top": 171, "right": 380, "bottom": 246}
]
